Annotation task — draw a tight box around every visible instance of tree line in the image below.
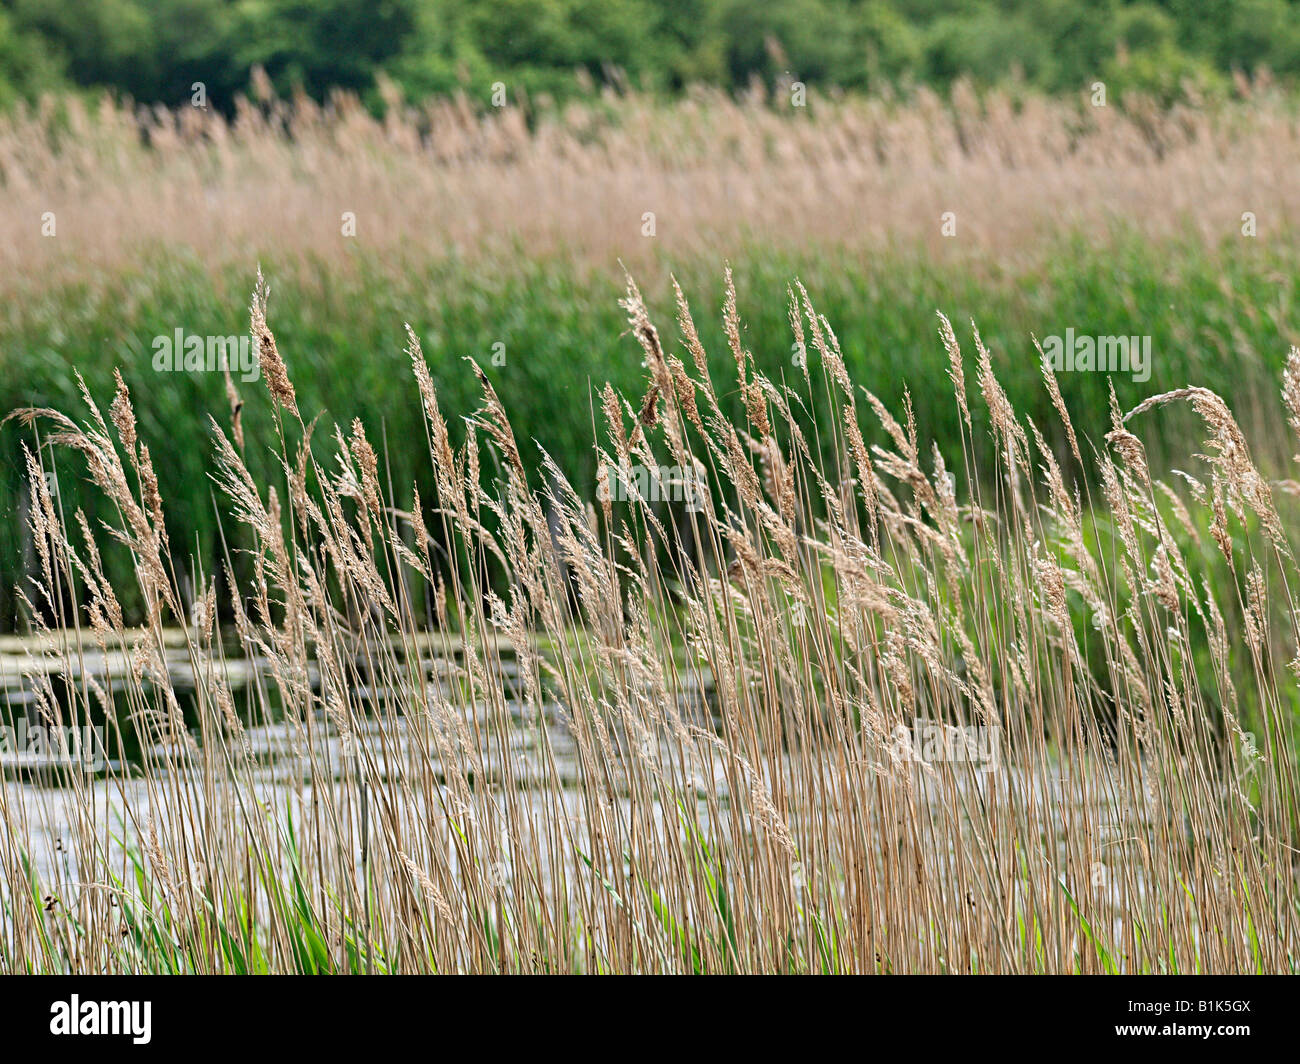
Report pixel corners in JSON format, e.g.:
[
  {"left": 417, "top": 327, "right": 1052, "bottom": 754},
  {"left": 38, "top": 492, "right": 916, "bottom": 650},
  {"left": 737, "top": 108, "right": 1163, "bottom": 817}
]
[{"left": 2, "top": 0, "right": 1298, "bottom": 113}]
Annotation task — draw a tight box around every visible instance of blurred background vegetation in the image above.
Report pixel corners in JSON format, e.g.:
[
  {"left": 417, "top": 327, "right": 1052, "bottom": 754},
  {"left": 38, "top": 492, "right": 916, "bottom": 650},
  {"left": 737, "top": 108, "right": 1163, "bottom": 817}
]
[{"left": 3, "top": 0, "right": 1300, "bottom": 112}]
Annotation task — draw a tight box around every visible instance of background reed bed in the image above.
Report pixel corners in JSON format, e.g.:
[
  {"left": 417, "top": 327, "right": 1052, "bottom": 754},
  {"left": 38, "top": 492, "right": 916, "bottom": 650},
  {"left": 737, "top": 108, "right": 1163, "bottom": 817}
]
[
  {"left": 2, "top": 81, "right": 1299, "bottom": 285},
  {"left": 2, "top": 274, "right": 1297, "bottom": 973}
]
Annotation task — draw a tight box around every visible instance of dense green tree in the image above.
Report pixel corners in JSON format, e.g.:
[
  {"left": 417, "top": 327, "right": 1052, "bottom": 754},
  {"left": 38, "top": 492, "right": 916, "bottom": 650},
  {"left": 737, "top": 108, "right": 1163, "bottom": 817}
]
[
  {"left": 232, "top": 0, "right": 418, "bottom": 98},
  {"left": 0, "top": 7, "right": 66, "bottom": 107},
  {"left": 1, "top": 0, "right": 1296, "bottom": 111}
]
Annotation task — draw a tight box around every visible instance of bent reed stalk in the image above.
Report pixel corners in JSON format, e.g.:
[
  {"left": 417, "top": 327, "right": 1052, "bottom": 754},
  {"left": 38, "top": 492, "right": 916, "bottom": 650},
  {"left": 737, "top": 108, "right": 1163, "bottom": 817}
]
[{"left": 2, "top": 271, "right": 1298, "bottom": 974}]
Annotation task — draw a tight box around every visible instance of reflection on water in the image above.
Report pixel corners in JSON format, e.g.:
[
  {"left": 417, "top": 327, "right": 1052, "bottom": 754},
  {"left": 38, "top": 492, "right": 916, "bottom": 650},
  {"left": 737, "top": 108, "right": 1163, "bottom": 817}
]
[
  {"left": 2, "top": 634, "right": 1157, "bottom": 969},
  {"left": 1, "top": 636, "right": 725, "bottom": 887}
]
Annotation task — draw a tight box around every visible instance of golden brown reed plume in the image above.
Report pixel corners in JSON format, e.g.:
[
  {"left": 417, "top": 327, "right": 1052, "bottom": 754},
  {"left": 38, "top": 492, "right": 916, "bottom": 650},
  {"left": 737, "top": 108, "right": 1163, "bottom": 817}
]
[{"left": 4, "top": 81, "right": 1300, "bottom": 290}]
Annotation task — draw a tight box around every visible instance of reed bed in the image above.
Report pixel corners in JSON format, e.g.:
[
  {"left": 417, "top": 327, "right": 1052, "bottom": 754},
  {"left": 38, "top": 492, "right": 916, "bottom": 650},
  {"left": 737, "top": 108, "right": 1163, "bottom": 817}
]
[
  {"left": 1, "top": 270, "right": 1297, "bottom": 974},
  {"left": 4, "top": 79, "right": 1300, "bottom": 291},
  {"left": 7, "top": 81, "right": 1299, "bottom": 632}
]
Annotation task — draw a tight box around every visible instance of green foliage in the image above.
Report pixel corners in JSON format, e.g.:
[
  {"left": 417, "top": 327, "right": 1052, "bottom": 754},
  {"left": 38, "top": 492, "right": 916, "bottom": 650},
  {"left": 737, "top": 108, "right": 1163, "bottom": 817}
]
[
  {"left": 3, "top": 228, "right": 1295, "bottom": 631},
  {"left": 0, "top": 6, "right": 66, "bottom": 108},
  {"left": 1, "top": 0, "right": 1297, "bottom": 110}
]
